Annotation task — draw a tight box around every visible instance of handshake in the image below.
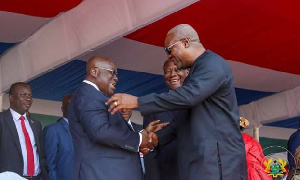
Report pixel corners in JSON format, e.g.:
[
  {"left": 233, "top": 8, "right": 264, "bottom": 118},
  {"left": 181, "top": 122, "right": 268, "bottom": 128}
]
[
  {"left": 139, "top": 120, "right": 169, "bottom": 155},
  {"left": 119, "top": 109, "right": 168, "bottom": 155}
]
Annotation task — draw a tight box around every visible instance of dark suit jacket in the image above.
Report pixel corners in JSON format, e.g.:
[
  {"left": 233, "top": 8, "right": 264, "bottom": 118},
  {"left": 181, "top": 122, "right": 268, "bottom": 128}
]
[
  {"left": 69, "top": 82, "right": 143, "bottom": 180},
  {"left": 131, "top": 122, "right": 143, "bottom": 132},
  {"left": 143, "top": 111, "right": 180, "bottom": 180},
  {"left": 138, "top": 50, "right": 248, "bottom": 180},
  {"left": 0, "top": 109, "right": 49, "bottom": 180},
  {"left": 43, "top": 118, "right": 74, "bottom": 180}
]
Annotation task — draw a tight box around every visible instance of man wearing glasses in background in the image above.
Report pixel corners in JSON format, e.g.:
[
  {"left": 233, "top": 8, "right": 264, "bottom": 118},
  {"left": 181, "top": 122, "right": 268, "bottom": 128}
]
[{"left": 106, "top": 24, "right": 247, "bottom": 180}]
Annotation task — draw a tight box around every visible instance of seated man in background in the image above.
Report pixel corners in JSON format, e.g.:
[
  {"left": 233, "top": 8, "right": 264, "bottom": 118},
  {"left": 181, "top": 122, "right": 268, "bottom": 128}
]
[
  {"left": 143, "top": 59, "right": 189, "bottom": 180},
  {"left": 43, "top": 94, "right": 74, "bottom": 180}
]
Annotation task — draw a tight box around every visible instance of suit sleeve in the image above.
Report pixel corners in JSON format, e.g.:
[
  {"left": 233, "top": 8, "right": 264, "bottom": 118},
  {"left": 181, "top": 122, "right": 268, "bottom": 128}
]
[
  {"left": 35, "top": 120, "right": 50, "bottom": 180},
  {"left": 43, "top": 126, "right": 58, "bottom": 180},
  {"left": 75, "top": 94, "right": 140, "bottom": 152},
  {"left": 138, "top": 58, "right": 229, "bottom": 116}
]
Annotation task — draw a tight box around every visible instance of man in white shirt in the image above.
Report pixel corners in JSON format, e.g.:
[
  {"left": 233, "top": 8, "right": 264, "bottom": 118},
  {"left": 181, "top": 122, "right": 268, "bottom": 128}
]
[{"left": 0, "top": 82, "right": 49, "bottom": 180}]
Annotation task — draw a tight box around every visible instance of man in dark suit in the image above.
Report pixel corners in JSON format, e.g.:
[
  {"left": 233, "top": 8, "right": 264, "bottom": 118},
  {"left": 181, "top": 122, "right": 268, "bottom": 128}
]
[
  {"left": 43, "top": 94, "right": 74, "bottom": 180},
  {"left": 0, "top": 82, "right": 49, "bottom": 180},
  {"left": 143, "top": 59, "right": 189, "bottom": 180},
  {"left": 68, "top": 56, "right": 158, "bottom": 180},
  {"left": 106, "top": 24, "right": 248, "bottom": 180}
]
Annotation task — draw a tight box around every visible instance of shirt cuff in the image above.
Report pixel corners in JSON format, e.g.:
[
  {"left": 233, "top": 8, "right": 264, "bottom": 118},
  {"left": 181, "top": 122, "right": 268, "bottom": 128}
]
[{"left": 138, "top": 130, "right": 144, "bottom": 150}]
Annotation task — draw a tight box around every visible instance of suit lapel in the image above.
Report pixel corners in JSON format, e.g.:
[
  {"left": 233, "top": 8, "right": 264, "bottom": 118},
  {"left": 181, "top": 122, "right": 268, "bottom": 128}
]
[
  {"left": 28, "top": 116, "right": 40, "bottom": 151},
  {"left": 60, "top": 118, "right": 72, "bottom": 139},
  {"left": 115, "top": 112, "right": 134, "bottom": 132},
  {"left": 126, "top": 121, "right": 135, "bottom": 132},
  {"left": 5, "top": 110, "right": 22, "bottom": 154}
]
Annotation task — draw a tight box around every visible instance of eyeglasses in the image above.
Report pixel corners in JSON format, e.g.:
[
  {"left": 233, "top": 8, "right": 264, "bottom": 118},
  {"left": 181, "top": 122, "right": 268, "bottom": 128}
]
[
  {"left": 164, "top": 38, "right": 191, "bottom": 55},
  {"left": 95, "top": 67, "right": 118, "bottom": 77},
  {"left": 164, "top": 40, "right": 182, "bottom": 55},
  {"left": 19, "top": 93, "right": 32, "bottom": 99}
]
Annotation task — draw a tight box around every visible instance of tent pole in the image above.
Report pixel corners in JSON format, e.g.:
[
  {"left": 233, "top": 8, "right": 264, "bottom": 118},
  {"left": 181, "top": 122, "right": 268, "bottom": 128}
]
[{"left": 253, "top": 126, "right": 259, "bottom": 142}]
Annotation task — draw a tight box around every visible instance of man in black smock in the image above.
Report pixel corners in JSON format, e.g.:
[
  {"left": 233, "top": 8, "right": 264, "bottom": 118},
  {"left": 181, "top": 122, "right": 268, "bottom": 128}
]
[{"left": 106, "top": 24, "right": 248, "bottom": 180}]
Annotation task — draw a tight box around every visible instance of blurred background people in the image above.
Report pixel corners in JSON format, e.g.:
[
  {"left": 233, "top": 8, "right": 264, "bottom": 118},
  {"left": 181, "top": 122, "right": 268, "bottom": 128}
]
[
  {"left": 288, "top": 124, "right": 300, "bottom": 169},
  {"left": 240, "top": 117, "right": 272, "bottom": 180},
  {"left": 287, "top": 123, "right": 300, "bottom": 180},
  {"left": 43, "top": 94, "right": 74, "bottom": 180}
]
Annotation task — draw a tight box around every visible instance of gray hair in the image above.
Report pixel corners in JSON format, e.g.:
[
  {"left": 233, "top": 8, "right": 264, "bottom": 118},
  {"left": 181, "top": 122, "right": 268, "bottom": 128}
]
[{"left": 167, "top": 24, "right": 200, "bottom": 42}]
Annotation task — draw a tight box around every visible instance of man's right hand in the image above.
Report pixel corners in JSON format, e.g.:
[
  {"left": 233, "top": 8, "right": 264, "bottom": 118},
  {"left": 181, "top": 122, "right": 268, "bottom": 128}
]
[{"left": 139, "top": 120, "right": 168, "bottom": 154}]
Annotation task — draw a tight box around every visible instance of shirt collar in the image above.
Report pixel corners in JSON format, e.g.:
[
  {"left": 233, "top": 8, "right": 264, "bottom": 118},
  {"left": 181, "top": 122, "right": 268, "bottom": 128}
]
[
  {"left": 127, "top": 119, "right": 132, "bottom": 125},
  {"left": 9, "top": 108, "right": 27, "bottom": 121},
  {"left": 83, "top": 80, "right": 99, "bottom": 91},
  {"left": 62, "top": 117, "right": 69, "bottom": 124}
]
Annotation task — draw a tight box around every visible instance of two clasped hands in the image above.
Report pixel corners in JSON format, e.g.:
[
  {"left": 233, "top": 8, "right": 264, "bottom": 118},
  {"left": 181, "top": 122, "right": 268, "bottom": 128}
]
[
  {"left": 139, "top": 119, "right": 168, "bottom": 155},
  {"left": 106, "top": 94, "right": 168, "bottom": 155}
]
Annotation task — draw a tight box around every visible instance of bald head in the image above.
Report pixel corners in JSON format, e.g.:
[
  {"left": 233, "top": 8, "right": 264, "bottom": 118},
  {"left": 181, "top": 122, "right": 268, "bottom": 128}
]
[
  {"left": 164, "top": 24, "right": 205, "bottom": 70},
  {"left": 163, "top": 59, "right": 174, "bottom": 69},
  {"left": 167, "top": 24, "right": 200, "bottom": 43},
  {"left": 163, "top": 59, "right": 189, "bottom": 90},
  {"left": 9, "top": 82, "right": 30, "bottom": 95},
  {"left": 85, "top": 56, "right": 118, "bottom": 96},
  {"left": 86, "top": 56, "right": 113, "bottom": 73}
]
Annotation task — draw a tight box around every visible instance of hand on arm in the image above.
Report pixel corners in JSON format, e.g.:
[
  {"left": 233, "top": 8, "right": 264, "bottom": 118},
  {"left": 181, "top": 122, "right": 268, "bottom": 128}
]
[{"left": 105, "top": 93, "right": 138, "bottom": 114}]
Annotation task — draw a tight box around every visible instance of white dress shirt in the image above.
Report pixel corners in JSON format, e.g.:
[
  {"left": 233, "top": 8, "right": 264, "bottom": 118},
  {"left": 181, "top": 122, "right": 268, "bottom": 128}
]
[
  {"left": 10, "top": 108, "right": 40, "bottom": 176},
  {"left": 63, "top": 117, "right": 69, "bottom": 124},
  {"left": 127, "top": 120, "right": 135, "bottom": 131}
]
